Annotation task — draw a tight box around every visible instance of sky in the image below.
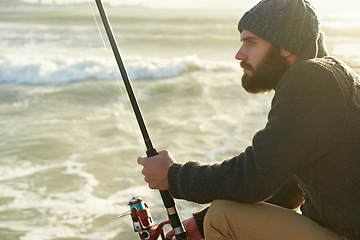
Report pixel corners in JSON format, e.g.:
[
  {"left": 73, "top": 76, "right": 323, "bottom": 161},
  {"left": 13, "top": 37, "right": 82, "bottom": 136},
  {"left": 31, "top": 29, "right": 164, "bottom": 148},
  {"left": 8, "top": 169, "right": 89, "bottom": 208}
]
[{"left": 22, "top": 0, "right": 360, "bottom": 12}]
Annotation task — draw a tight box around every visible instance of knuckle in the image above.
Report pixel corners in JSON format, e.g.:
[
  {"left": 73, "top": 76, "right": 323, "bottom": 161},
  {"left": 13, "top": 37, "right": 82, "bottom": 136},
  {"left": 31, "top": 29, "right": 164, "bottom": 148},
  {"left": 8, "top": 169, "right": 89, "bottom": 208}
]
[{"left": 137, "top": 156, "right": 148, "bottom": 164}]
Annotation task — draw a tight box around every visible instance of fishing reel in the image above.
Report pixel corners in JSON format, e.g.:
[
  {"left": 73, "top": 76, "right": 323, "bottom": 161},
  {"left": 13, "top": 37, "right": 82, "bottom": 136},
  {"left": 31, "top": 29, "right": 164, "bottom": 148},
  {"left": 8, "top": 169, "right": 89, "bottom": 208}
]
[{"left": 120, "top": 197, "right": 172, "bottom": 240}]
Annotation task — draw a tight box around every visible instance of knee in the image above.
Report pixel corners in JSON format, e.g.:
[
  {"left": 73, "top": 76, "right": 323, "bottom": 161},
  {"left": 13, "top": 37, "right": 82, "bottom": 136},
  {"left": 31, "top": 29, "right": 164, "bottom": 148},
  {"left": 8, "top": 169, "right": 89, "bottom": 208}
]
[
  {"left": 205, "top": 200, "right": 234, "bottom": 219},
  {"left": 204, "top": 200, "right": 240, "bottom": 229},
  {"left": 204, "top": 200, "right": 246, "bottom": 239}
]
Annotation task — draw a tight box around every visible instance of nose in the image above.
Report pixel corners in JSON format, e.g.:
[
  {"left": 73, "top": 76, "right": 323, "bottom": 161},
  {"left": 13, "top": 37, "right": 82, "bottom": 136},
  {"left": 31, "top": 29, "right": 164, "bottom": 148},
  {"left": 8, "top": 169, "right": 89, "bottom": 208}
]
[{"left": 235, "top": 46, "right": 246, "bottom": 61}]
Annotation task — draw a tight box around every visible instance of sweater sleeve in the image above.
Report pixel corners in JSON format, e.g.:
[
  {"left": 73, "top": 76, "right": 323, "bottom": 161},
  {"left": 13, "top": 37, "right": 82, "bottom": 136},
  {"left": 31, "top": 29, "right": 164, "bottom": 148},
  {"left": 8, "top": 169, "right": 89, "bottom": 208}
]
[{"left": 168, "top": 60, "right": 347, "bottom": 204}]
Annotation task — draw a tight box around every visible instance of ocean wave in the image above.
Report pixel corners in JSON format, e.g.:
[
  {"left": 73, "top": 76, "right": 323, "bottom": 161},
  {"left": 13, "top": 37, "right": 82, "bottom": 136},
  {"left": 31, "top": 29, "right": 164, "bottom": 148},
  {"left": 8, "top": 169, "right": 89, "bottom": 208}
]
[{"left": 0, "top": 54, "right": 238, "bottom": 86}]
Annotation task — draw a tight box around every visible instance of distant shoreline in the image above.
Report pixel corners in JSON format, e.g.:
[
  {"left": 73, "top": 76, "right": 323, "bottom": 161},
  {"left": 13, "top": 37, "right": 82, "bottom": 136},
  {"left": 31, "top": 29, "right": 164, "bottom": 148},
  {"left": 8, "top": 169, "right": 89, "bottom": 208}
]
[{"left": 0, "top": 0, "right": 146, "bottom": 8}]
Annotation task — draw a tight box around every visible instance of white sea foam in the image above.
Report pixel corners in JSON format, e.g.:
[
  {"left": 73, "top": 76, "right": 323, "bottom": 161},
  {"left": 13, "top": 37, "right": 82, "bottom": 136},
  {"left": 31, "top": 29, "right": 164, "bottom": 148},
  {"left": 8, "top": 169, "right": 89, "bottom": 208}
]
[
  {"left": 0, "top": 153, "right": 146, "bottom": 240},
  {"left": 0, "top": 54, "right": 238, "bottom": 85}
]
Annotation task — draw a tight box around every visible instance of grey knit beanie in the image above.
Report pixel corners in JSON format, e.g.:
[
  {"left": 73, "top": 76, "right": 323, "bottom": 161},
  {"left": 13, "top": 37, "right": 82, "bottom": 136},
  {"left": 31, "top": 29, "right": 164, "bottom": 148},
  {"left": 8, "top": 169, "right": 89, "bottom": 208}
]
[{"left": 238, "top": 0, "right": 320, "bottom": 54}]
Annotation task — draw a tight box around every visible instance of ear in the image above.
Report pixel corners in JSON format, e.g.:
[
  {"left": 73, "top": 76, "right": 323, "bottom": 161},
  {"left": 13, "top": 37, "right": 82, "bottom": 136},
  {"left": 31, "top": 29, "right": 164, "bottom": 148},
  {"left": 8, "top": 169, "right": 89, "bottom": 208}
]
[
  {"left": 280, "top": 48, "right": 292, "bottom": 58},
  {"left": 280, "top": 48, "right": 299, "bottom": 66}
]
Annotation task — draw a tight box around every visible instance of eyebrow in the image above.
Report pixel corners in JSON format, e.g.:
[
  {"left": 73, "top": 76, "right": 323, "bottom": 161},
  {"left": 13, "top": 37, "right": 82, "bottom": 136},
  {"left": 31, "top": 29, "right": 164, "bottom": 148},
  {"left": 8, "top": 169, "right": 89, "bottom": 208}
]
[{"left": 241, "top": 36, "right": 258, "bottom": 42}]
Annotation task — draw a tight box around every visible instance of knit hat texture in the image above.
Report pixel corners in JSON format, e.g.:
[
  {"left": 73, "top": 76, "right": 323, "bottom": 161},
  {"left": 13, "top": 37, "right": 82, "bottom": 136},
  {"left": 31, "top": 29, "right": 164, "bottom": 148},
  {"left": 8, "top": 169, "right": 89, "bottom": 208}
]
[{"left": 238, "top": 0, "right": 320, "bottom": 54}]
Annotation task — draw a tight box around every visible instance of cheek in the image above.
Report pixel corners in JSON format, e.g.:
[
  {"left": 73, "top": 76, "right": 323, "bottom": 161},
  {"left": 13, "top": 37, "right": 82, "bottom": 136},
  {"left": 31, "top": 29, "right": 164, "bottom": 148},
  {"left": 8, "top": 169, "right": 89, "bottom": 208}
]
[{"left": 248, "top": 48, "right": 268, "bottom": 69}]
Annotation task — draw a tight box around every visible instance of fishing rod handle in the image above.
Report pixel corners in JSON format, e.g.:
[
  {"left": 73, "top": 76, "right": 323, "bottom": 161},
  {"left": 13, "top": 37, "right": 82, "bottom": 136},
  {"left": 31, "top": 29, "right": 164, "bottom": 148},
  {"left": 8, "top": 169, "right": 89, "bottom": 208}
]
[
  {"left": 146, "top": 148, "right": 187, "bottom": 240},
  {"left": 146, "top": 147, "right": 158, "bottom": 158},
  {"left": 160, "top": 190, "right": 188, "bottom": 240}
]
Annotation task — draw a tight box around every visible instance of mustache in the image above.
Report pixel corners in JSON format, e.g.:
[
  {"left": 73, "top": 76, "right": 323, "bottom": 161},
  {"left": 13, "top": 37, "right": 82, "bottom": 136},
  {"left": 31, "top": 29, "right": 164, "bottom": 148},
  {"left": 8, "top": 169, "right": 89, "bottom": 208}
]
[{"left": 240, "top": 61, "right": 254, "bottom": 71}]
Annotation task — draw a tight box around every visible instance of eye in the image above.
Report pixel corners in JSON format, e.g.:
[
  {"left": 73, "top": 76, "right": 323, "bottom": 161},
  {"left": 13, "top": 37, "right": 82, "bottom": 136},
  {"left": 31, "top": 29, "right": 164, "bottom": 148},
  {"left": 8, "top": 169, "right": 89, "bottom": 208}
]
[
  {"left": 241, "top": 39, "right": 256, "bottom": 47},
  {"left": 247, "top": 40, "right": 255, "bottom": 45},
  {"left": 240, "top": 37, "right": 257, "bottom": 47}
]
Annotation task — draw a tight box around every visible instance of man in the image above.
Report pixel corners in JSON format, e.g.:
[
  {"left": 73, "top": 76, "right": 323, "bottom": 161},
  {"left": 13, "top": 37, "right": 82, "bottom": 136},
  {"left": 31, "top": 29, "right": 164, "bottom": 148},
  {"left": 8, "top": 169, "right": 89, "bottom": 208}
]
[{"left": 138, "top": 0, "right": 360, "bottom": 239}]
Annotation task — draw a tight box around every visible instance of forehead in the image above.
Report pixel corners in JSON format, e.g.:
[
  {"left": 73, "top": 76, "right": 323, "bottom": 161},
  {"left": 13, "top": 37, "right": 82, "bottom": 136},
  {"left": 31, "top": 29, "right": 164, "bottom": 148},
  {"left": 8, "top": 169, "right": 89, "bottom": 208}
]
[{"left": 240, "top": 30, "right": 262, "bottom": 41}]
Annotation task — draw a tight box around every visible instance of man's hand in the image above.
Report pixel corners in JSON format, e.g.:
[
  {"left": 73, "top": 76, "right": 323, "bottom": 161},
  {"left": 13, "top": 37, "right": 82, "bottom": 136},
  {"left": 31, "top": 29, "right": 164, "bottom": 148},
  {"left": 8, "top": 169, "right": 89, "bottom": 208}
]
[
  {"left": 137, "top": 150, "right": 176, "bottom": 190},
  {"left": 166, "top": 217, "right": 202, "bottom": 240}
]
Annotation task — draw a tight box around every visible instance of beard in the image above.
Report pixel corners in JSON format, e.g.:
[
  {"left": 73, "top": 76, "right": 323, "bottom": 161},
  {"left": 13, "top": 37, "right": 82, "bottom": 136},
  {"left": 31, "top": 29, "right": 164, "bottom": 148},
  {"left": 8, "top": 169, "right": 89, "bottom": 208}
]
[{"left": 241, "top": 46, "right": 291, "bottom": 94}]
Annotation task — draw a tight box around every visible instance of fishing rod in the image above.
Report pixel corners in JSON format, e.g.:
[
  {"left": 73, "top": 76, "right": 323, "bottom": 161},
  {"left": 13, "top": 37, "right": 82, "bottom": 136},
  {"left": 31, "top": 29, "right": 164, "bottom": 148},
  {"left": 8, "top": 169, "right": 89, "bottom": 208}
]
[{"left": 94, "top": 1, "right": 187, "bottom": 239}]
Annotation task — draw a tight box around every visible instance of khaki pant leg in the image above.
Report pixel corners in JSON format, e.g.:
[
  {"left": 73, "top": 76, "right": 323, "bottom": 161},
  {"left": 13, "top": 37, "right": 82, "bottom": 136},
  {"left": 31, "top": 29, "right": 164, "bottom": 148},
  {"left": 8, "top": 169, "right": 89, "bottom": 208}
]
[{"left": 204, "top": 200, "right": 344, "bottom": 240}]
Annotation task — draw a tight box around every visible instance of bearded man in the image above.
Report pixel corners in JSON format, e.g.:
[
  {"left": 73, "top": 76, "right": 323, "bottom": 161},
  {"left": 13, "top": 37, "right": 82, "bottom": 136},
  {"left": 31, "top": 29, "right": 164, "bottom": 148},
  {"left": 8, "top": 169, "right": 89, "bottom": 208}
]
[{"left": 137, "top": 0, "right": 360, "bottom": 239}]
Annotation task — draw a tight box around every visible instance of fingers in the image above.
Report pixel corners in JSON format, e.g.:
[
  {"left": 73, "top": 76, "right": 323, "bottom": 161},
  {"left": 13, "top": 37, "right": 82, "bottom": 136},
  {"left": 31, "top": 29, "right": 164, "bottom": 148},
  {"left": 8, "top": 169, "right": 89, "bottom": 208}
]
[
  {"left": 137, "top": 156, "right": 165, "bottom": 190},
  {"left": 137, "top": 150, "right": 174, "bottom": 166},
  {"left": 136, "top": 150, "right": 172, "bottom": 190},
  {"left": 143, "top": 176, "right": 156, "bottom": 189},
  {"left": 137, "top": 156, "right": 153, "bottom": 183},
  {"left": 137, "top": 155, "right": 146, "bottom": 166}
]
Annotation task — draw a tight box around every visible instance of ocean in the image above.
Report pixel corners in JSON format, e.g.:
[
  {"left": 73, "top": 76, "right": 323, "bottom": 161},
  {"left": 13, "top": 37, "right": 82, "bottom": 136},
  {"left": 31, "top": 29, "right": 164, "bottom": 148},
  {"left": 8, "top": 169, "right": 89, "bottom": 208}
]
[{"left": 1, "top": 2, "right": 360, "bottom": 240}]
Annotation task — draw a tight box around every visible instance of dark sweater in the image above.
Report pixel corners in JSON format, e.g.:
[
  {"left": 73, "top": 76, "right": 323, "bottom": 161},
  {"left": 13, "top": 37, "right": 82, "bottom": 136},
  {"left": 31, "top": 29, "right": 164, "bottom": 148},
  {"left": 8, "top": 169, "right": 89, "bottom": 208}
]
[{"left": 168, "top": 33, "right": 360, "bottom": 240}]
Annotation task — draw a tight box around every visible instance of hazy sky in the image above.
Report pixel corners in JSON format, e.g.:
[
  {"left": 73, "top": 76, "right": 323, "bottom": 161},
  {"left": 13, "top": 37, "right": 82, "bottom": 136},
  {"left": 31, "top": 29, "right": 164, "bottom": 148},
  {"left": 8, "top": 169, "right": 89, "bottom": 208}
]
[{"left": 24, "top": 0, "right": 360, "bottom": 12}]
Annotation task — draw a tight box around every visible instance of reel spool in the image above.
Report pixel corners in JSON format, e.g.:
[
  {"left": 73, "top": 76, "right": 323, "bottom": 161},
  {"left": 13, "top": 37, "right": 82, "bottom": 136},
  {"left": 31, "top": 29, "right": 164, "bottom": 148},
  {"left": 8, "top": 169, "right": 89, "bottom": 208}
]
[{"left": 128, "top": 197, "right": 171, "bottom": 240}]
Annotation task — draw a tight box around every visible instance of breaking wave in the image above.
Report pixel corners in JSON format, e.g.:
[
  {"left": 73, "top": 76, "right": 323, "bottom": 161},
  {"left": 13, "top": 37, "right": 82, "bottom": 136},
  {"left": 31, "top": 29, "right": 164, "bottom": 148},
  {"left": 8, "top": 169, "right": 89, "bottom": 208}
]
[{"left": 0, "top": 54, "right": 238, "bottom": 85}]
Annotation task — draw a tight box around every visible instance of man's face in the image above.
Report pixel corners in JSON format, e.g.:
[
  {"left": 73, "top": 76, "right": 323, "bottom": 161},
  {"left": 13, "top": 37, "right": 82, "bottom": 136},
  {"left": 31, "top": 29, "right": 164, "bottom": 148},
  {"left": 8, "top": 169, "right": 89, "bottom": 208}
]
[{"left": 235, "top": 30, "right": 290, "bottom": 93}]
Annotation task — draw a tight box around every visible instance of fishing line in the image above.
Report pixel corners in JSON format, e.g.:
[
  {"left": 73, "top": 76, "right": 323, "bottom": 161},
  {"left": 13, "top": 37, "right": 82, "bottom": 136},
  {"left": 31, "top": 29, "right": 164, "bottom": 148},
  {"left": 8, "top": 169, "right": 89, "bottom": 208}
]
[{"left": 87, "top": 0, "right": 144, "bottom": 146}]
